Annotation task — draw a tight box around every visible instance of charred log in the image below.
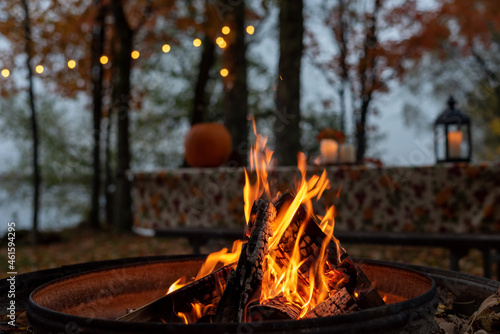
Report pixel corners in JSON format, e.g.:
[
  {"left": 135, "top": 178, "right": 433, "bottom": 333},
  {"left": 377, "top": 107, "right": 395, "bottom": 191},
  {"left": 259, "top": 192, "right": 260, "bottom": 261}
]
[
  {"left": 116, "top": 265, "right": 233, "bottom": 323},
  {"left": 305, "top": 287, "right": 359, "bottom": 318},
  {"left": 214, "top": 199, "right": 276, "bottom": 323},
  {"left": 273, "top": 193, "right": 385, "bottom": 309},
  {"left": 249, "top": 296, "right": 300, "bottom": 321}
]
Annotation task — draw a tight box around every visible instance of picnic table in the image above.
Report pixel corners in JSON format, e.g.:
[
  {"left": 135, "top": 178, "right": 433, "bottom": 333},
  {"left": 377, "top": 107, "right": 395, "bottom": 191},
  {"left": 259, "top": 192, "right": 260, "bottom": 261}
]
[{"left": 131, "top": 163, "right": 500, "bottom": 278}]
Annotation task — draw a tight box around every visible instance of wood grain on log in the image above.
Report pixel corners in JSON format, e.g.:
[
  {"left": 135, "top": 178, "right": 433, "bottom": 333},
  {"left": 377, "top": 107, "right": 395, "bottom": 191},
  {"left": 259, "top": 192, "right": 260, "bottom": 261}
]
[
  {"left": 249, "top": 295, "right": 301, "bottom": 321},
  {"left": 214, "top": 199, "right": 276, "bottom": 323},
  {"left": 306, "top": 287, "right": 360, "bottom": 318}
]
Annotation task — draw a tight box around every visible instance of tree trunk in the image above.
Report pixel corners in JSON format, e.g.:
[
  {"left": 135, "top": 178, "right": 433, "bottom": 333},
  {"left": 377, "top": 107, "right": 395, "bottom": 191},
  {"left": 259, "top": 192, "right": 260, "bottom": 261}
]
[
  {"left": 274, "top": 0, "right": 304, "bottom": 166},
  {"left": 355, "top": 0, "right": 381, "bottom": 163},
  {"left": 111, "top": 0, "right": 133, "bottom": 232},
  {"left": 191, "top": 33, "right": 215, "bottom": 125},
  {"left": 89, "top": 0, "right": 107, "bottom": 229},
  {"left": 22, "top": 0, "right": 40, "bottom": 245},
  {"left": 104, "top": 111, "right": 114, "bottom": 227},
  {"left": 337, "top": 0, "right": 349, "bottom": 134},
  {"left": 221, "top": 0, "right": 248, "bottom": 167}
]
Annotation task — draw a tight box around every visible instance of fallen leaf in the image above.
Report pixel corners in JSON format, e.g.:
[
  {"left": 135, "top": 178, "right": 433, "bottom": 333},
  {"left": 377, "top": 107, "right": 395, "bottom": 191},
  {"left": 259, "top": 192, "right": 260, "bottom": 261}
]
[{"left": 466, "top": 288, "right": 500, "bottom": 332}]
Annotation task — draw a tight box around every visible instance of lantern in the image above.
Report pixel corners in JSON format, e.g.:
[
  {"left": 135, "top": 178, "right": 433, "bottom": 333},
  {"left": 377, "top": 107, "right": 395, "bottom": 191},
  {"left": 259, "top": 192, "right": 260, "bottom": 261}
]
[{"left": 434, "top": 96, "right": 471, "bottom": 163}]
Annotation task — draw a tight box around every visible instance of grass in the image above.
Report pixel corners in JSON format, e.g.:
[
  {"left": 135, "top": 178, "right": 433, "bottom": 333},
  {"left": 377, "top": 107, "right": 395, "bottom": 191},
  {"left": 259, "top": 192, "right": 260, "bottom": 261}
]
[{"left": 0, "top": 225, "right": 491, "bottom": 280}]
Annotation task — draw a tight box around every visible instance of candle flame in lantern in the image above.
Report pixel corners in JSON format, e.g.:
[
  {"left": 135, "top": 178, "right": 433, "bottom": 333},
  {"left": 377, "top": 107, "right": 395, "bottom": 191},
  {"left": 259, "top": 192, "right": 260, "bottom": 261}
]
[{"left": 167, "top": 119, "right": 344, "bottom": 323}]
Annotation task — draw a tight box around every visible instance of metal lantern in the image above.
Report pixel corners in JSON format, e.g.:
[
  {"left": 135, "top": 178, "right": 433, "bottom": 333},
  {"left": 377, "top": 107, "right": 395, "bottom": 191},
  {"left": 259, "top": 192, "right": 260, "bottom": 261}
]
[{"left": 434, "top": 96, "right": 472, "bottom": 163}]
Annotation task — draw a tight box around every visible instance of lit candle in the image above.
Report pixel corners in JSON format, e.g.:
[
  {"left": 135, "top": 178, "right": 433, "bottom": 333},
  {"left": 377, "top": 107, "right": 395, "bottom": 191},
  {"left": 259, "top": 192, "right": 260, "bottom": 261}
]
[
  {"left": 340, "top": 143, "right": 356, "bottom": 164},
  {"left": 320, "top": 139, "right": 338, "bottom": 164},
  {"left": 447, "top": 131, "right": 462, "bottom": 158}
]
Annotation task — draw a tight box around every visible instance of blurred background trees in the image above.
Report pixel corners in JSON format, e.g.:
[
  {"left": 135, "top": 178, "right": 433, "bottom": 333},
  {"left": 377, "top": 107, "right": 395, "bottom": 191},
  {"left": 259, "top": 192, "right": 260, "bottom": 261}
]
[{"left": 1, "top": 0, "right": 500, "bottom": 237}]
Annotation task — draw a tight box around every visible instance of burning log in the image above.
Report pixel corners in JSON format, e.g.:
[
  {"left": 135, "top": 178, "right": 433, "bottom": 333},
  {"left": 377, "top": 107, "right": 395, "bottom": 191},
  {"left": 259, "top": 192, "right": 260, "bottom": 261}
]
[
  {"left": 305, "top": 287, "right": 360, "bottom": 318},
  {"left": 249, "top": 295, "right": 301, "bottom": 321},
  {"left": 273, "top": 192, "right": 385, "bottom": 309},
  {"left": 116, "top": 265, "right": 233, "bottom": 323},
  {"left": 213, "top": 199, "right": 276, "bottom": 323}
]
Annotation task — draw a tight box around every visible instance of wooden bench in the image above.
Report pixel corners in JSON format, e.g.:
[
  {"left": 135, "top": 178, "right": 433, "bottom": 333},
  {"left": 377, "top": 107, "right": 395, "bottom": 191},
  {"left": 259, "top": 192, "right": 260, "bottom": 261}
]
[
  {"left": 135, "top": 227, "right": 500, "bottom": 280},
  {"left": 334, "top": 231, "right": 500, "bottom": 280}
]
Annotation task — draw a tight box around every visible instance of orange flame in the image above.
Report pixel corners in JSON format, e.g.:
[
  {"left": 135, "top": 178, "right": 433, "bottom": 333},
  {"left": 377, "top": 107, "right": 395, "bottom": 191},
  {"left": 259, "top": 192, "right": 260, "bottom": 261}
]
[
  {"left": 243, "top": 122, "right": 274, "bottom": 223},
  {"left": 167, "top": 240, "right": 243, "bottom": 295},
  {"left": 175, "top": 302, "right": 216, "bottom": 324},
  {"left": 165, "top": 240, "right": 244, "bottom": 323},
  {"left": 243, "top": 125, "right": 341, "bottom": 318},
  {"left": 168, "top": 120, "right": 343, "bottom": 323}
]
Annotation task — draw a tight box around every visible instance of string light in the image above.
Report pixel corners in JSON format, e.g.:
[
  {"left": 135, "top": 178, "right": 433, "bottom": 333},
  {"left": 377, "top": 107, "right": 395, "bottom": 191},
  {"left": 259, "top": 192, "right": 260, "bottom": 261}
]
[
  {"left": 1, "top": 69, "right": 9, "bottom": 78},
  {"left": 246, "top": 25, "right": 255, "bottom": 35},
  {"left": 193, "top": 38, "right": 202, "bottom": 47},
  {"left": 162, "top": 44, "right": 171, "bottom": 53},
  {"left": 131, "top": 50, "right": 140, "bottom": 59},
  {"left": 216, "top": 37, "right": 227, "bottom": 49},
  {"left": 222, "top": 26, "right": 230, "bottom": 35},
  {"left": 35, "top": 65, "right": 44, "bottom": 74},
  {"left": 220, "top": 68, "right": 229, "bottom": 77},
  {"left": 100, "top": 55, "right": 108, "bottom": 65},
  {"left": 67, "top": 60, "right": 76, "bottom": 69}
]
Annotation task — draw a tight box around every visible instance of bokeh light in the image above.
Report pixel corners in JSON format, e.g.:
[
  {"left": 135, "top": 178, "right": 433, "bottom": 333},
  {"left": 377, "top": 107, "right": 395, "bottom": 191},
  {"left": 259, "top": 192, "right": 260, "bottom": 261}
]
[
  {"left": 162, "top": 44, "right": 171, "bottom": 53},
  {"left": 131, "top": 50, "right": 140, "bottom": 59},
  {"left": 1, "top": 69, "right": 9, "bottom": 78},
  {"left": 67, "top": 60, "right": 76, "bottom": 69},
  {"left": 100, "top": 55, "right": 108, "bottom": 65},
  {"left": 246, "top": 25, "right": 255, "bottom": 35},
  {"left": 222, "top": 26, "right": 230, "bottom": 35},
  {"left": 35, "top": 65, "right": 44, "bottom": 74},
  {"left": 220, "top": 68, "right": 229, "bottom": 77},
  {"left": 216, "top": 37, "right": 227, "bottom": 48},
  {"left": 193, "top": 38, "right": 202, "bottom": 47}
]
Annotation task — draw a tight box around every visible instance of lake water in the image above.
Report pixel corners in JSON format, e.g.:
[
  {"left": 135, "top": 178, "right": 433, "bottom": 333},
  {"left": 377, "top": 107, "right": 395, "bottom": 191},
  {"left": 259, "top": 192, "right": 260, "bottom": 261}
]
[{"left": 0, "top": 179, "right": 89, "bottom": 236}]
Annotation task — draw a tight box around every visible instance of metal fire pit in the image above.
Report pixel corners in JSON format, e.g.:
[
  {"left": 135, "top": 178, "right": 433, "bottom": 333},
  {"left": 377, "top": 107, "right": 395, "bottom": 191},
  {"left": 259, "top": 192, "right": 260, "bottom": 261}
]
[{"left": 26, "top": 255, "right": 439, "bottom": 334}]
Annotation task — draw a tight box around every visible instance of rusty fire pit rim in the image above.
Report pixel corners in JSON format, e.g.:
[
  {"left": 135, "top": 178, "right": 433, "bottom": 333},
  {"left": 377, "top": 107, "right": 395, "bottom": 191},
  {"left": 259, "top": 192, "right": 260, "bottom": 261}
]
[
  {"left": 27, "top": 298, "right": 435, "bottom": 334},
  {"left": 373, "top": 260, "right": 500, "bottom": 291},
  {"left": 27, "top": 257, "right": 438, "bottom": 332}
]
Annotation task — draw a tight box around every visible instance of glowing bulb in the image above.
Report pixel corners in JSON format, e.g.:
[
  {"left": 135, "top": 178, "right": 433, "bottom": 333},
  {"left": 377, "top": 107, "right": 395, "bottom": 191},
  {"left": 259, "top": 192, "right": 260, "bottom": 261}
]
[
  {"left": 35, "top": 65, "right": 44, "bottom": 74},
  {"left": 100, "top": 55, "right": 108, "bottom": 65},
  {"left": 1, "top": 69, "right": 9, "bottom": 78},
  {"left": 216, "top": 37, "right": 227, "bottom": 49},
  {"left": 193, "top": 38, "right": 202, "bottom": 47},
  {"left": 131, "top": 50, "right": 140, "bottom": 59},
  {"left": 220, "top": 68, "right": 229, "bottom": 77},
  {"left": 222, "top": 26, "right": 230, "bottom": 35},
  {"left": 246, "top": 25, "right": 255, "bottom": 35},
  {"left": 67, "top": 60, "right": 76, "bottom": 69},
  {"left": 162, "top": 44, "right": 171, "bottom": 53}
]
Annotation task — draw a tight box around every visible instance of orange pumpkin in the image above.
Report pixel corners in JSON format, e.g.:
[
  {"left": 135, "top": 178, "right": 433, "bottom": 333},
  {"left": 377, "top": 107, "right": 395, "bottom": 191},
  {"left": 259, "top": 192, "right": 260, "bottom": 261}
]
[{"left": 184, "top": 123, "right": 233, "bottom": 167}]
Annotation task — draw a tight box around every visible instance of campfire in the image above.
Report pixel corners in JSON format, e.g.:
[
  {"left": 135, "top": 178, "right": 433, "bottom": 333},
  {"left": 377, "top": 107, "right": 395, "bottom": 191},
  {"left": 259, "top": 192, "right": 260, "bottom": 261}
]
[{"left": 118, "top": 125, "right": 385, "bottom": 324}]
